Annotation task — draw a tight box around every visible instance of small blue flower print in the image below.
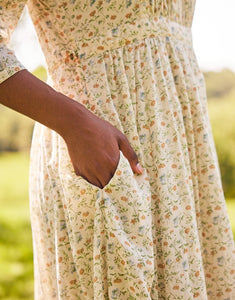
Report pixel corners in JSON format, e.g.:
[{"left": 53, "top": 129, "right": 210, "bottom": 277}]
[
  {"left": 75, "top": 232, "right": 82, "bottom": 243},
  {"left": 140, "top": 92, "right": 145, "bottom": 99},
  {"left": 44, "top": 214, "right": 49, "bottom": 224},
  {"left": 88, "top": 59, "right": 95, "bottom": 66},
  {"left": 127, "top": 259, "right": 135, "bottom": 266},
  {"left": 155, "top": 59, "right": 160, "bottom": 67},
  {"left": 52, "top": 179, "right": 57, "bottom": 188},
  {"left": 166, "top": 258, "right": 173, "bottom": 265},
  {"left": 60, "top": 220, "right": 67, "bottom": 230},
  {"left": 79, "top": 53, "right": 85, "bottom": 59},
  {"left": 140, "top": 134, "right": 147, "bottom": 144},
  {"left": 111, "top": 288, "right": 119, "bottom": 299},
  {"left": 203, "top": 133, "right": 208, "bottom": 143},
  {"left": 121, "top": 215, "right": 128, "bottom": 222},
  {"left": 165, "top": 138, "right": 170, "bottom": 145},
  {"left": 208, "top": 175, "right": 214, "bottom": 184},
  {"left": 158, "top": 281, "right": 165, "bottom": 289},
  {"left": 126, "top": 0, "right": 132, "bottom": 8},
  {"left": 174, "top": 75, "right": 179, "bottom": 82},
  {"left": 46, "top": 21, "right": 52, "bottom": 29},
  {"left": 217, "top": 256, "right": 224, "bottom": 266},
  {"left": 138, "top": 226, "right": 145, "bottom": 235},
  {"left": 112, "top": 28, "right": 119, "bottom": 37},
  {"left": 173, "top": 216, "right": 179, "bottom": 226},
  {"left": 160, "top": 174, "right": 166, "bottom": 185},
  {"left": 70, "top": 264, "right": 76, "bottom": 273},
  {"left": 96, "top": 238, "right": 101, "bottom": 247},
  {"left": 182, "top": 260, "right": 188, "bottom": 271},
  {"left": 108, "top": 243, "right": 114, "bottom": 254},
  {"left": 103, "top": 197, "right": 110, "bottom": 207}
]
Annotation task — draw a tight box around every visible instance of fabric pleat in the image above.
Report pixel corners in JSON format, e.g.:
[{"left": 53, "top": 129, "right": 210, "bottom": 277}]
[{"left": 24, "top": 1, "right": 235, "bottom": 299}]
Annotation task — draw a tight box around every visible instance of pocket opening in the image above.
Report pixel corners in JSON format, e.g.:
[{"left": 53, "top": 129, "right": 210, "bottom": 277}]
[
  {"left": 100, "top": 150, "right": 122, "bottom": 190},
  {"left": 75, "top": 150, "right": 123, "bottom": 190}
]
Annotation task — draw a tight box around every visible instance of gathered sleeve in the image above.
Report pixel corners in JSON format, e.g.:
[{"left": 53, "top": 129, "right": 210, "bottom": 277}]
[{"left": 0, "top": 1, "right": 28, "bottom": 84}]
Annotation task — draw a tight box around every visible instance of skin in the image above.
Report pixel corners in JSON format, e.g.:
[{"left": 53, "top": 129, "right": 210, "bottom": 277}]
[{"left": 0, "top": 69, "right": 144, "bottom": 188}]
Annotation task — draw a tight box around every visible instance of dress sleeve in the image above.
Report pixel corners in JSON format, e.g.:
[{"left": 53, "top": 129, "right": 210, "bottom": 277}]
[{"left": 0, "top": 1, "right": 28, "bottom": 84}]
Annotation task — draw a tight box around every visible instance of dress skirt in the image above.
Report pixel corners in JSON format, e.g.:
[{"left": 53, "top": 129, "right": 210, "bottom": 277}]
[{"left": 28, "top": 8, "right": 235, "bottom": 300}]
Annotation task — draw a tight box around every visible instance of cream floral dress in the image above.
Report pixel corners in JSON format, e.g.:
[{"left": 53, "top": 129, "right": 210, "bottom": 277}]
[{"left": 1, "top": 0, "right": 235, "bottom": 299}]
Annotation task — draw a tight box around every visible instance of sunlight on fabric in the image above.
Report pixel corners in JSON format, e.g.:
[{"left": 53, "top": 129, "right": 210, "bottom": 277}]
[{"left": 10, "top": 0, "right": 235, "bottom": 72}]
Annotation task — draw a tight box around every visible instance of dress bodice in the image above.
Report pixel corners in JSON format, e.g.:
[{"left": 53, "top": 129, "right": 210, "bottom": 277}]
[
  {"left": 25, "top": 0, "right": 196, "bottom": 73},
  {"left": 0, "top": 0, "right": 196, "bottom": 84}
]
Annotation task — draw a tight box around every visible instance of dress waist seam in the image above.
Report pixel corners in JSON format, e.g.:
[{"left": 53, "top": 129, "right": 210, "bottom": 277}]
[{"left": 51, "top": 15, "right": 192, "bottom": 67}]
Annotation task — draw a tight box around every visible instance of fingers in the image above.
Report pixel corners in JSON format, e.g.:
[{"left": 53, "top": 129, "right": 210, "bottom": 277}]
[{"left": 118, "top": 134, "right": 144, "bottom": 174}]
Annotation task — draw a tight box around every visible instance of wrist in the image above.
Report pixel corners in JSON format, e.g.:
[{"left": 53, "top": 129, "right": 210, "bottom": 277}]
[{"left": 53, "top": 93, "right": 88, "bottom": 139}]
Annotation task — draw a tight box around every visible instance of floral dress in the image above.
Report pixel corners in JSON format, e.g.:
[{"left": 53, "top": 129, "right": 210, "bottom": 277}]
[{"left": 1, "top": 0, "right": 235, "bottom": 299}]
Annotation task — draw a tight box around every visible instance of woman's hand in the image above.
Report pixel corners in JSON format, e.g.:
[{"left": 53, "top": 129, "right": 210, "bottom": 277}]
[
  {"left": 0, "top": 69, "right": 143, "bottom": 189},
  {"left": 60, "top": 101, "right": 144, "bottom": 189}
]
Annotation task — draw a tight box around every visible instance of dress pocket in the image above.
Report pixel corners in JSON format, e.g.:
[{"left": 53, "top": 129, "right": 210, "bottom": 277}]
[
  {"left": 61, "top": 150, "right": 127, "bottom": 193},
  {"left": 72, "top": 150, "right": 125, "bottom": 191},
  {"left": 101, "top": 150, "right": 134, "bottom": 192}
]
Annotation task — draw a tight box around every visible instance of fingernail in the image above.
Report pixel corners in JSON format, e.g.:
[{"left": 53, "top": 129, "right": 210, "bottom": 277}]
[{"left": 136, "top": 163, "right": 144, "bottom": 174}]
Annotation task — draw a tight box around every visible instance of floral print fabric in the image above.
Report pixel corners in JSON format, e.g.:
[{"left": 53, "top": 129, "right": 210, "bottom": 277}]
[{"left": 0, "top": 1, "right": 235, "bottom": 299}]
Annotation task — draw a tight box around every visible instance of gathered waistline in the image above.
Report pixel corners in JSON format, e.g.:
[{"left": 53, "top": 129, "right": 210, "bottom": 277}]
[{"left": 52, "top": 16, "right": 192, "bottom": 64}]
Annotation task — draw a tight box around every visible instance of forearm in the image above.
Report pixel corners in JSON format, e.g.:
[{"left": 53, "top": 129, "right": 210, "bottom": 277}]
[
  {"left": 0, "top": 69, "right": 142, "bottom": 187},
  {"left": 0, "top": 69, "right": 85, "bottom": 136}
]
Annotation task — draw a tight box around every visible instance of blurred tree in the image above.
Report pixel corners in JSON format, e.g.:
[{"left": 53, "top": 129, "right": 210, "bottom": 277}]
[
  {"left": 204, "top": 69, "right": 235, "bottom": 99},
  {"left": 0, "top": 106, "right": 33, "bottom": 151},
  {"left": 208, "top": 92, "right": 235, "bottom": 198}
]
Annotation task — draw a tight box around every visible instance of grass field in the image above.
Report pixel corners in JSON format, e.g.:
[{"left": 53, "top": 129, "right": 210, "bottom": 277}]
[
  {"left": 0, "top": 152, "right": 234, "bottom": 299},
  {"left": 0, "top": 152, "right": 33, "bottom": 300}
]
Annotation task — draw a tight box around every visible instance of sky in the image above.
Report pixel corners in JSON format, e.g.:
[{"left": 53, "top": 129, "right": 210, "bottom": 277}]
[
  {"left": 10, "top": 0, "right": 235, "bottom": 73},
  {"left": 192, "top": 0, "right": 235, "bottom": 72}
]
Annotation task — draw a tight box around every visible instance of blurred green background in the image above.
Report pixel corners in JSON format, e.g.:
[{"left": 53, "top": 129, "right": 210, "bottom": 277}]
[{"left": 0, "top": 67, "right": 235, "bottom": 300}]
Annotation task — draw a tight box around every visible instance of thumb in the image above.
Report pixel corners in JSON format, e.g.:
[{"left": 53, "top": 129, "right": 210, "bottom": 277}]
[{"left": 118, "top": 134, "right": 144, "bottom": 175}]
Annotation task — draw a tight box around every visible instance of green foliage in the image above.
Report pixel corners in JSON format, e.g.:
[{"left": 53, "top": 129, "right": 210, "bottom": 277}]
[
  {"left": 31, "top": 65, "right": 47, "bottom": 82},
  {"left": 203, "top": 69, "right": 235, "bottom": 198},
  {"left": 0, "top": 219, "right": 34, "bottom": 300},
  {"left": 0, "top": 152, "right": 33, "bottom": 300},
  {"left": 226, "top": 199, "right": 235, "bottom": 240},
  {"left": 204, "top": 69, "right": 235, "bottom": 99},
  {"left": 207, "top": 92, "right": 235, "bottom": 197},
  {"left": 0, "top": 106, "right": 34, "bottom": 152}
]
